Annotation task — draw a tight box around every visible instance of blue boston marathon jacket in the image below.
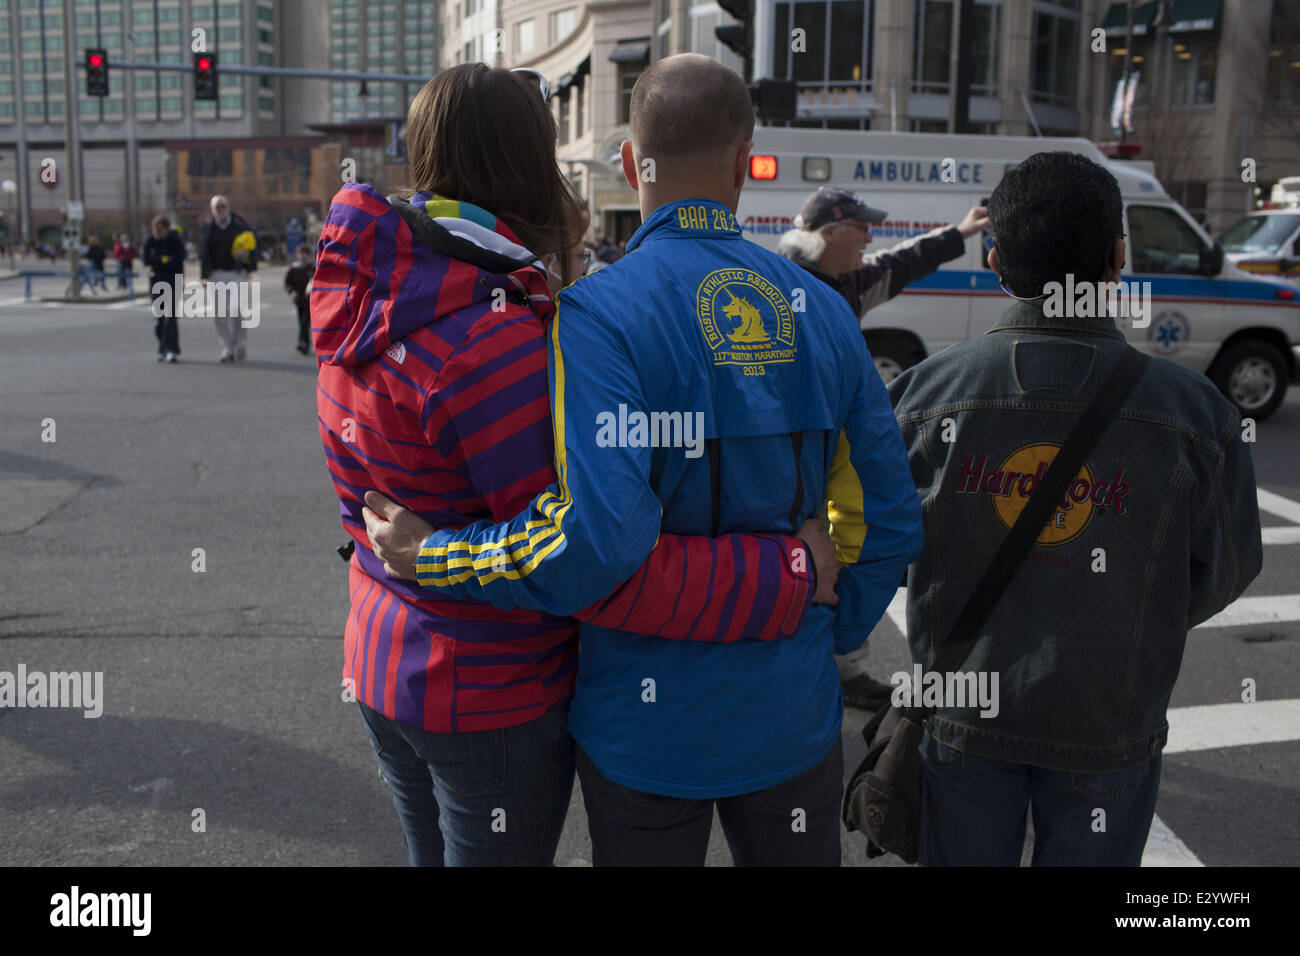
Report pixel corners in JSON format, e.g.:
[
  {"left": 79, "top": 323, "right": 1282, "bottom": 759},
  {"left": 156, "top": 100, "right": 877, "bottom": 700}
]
[{"left": 412, "top": 198, "right": 923, "bottom": 798}]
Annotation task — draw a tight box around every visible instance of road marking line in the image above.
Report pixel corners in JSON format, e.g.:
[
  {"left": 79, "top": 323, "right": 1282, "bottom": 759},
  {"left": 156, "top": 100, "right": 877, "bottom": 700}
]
[
  {"left": 108, "top": 299, "right": 147, "bottom": 310},
  {"left": 1262, "top": 526, "right": 1300, "bottom": 545},
  {"left": 1257, "top": 488, "right": 1300, "bottom": 525},
  {"left": 1165, "top": 699, "right": 1300, "bottom": 754},
  {"left": 1140, "top": 701, "right": 1300, "bottom": 866},
  {"left": 1195, "top": 594, "right": 1300, "bottom": 629},
  {"left": 885, "top": 588, "right": 907, "bottom": 635},
  {"left": 1142, "top": 815, "right": 1203, "bottom": 866},
  {"left": 0, "top": 296, "right": 33, "bottom": 307}
]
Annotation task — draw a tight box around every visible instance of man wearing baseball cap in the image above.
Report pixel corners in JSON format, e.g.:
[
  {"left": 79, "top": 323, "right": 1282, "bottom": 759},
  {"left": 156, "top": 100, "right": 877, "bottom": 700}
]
[
  {"left": 780, "top": 186, "right": 988, "bottom": 711},
  {"left": 779, "top": 186, "right": 987, "bottom": 319}
]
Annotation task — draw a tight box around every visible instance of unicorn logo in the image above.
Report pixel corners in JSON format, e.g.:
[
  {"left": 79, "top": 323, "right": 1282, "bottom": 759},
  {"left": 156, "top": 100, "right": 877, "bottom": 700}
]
[{"left": 721, "top": 287, "right": 770, "bottom": 344}]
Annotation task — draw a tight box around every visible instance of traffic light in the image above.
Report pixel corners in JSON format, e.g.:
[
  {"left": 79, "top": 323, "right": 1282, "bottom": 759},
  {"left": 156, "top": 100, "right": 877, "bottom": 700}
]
[
  {"left": 752, "top": 78, "right": 797, "bottom": 122},
  {"left": 194, "top": 52, "right": 218, "bottom": 101},
  {"left": 715, "top": 0, "right": 754, "bottom": 82},
  {"left": 85, "top": 49, "right": 108, "bottom": 97}
]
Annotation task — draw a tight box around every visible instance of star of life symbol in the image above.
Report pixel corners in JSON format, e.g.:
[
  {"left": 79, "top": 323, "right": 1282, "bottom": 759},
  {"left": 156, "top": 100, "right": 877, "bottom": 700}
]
[{"left": 1149, "top": 311, "right": 1189, "bottom": 355}]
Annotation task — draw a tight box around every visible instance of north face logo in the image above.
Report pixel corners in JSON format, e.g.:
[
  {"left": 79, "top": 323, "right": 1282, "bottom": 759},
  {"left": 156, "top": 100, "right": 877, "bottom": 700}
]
[{"left": 384, "top": 341, "right": 406, "bottom": 364}]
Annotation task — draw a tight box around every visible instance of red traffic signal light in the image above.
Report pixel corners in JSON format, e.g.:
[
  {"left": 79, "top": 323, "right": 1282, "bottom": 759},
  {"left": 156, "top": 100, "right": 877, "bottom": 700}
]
[
  {"left": 194, "top": 52, "right": 218, "bottom": 100},
  {"left": 85, "top": 48, "right": 108, "bottom": 97}
]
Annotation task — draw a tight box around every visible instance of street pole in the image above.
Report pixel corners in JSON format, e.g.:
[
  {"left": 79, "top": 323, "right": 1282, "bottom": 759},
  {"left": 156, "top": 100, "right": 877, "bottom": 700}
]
[
  {"left": 61, "top": 0, "right": 83, "bottom": 297},
  {"left": 1119, "top": 0, "right": 1134, "bottom": 143},
  {"left": 126, "top": 33, "right": 141, "bottom": 246},
  {"left": 2, "top": 181, "right": 16, "bottom": 272}
]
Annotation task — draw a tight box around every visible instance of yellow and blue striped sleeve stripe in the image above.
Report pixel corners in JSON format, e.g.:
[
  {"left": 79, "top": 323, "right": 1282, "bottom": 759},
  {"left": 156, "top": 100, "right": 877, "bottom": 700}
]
[{"left": 415, "top": 304, "right": 575, "bottom": 586}]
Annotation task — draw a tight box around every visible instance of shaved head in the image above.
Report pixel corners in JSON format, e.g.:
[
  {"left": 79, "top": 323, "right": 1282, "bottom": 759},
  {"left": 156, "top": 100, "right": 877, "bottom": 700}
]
[{"left": 629, "top": 54, "right": 754, "bottom": 171}]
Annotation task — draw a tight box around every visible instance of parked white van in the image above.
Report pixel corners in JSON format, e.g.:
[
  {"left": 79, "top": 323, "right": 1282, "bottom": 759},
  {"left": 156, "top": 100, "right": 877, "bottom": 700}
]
[{"left": 738, "top": 129, "right": 1300, "bottom": 420}]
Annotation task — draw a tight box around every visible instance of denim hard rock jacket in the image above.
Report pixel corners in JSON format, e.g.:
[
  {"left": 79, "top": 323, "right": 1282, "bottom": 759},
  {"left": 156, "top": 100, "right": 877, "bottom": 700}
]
[{"left": 885, "top": 299, "right": 1263, "bottom": 771}]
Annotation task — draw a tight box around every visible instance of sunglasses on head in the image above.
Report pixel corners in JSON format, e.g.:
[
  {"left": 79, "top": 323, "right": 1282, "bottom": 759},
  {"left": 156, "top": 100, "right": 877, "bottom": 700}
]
[{"left": 511, "top": 68, "right": 551, "bottom": 102}]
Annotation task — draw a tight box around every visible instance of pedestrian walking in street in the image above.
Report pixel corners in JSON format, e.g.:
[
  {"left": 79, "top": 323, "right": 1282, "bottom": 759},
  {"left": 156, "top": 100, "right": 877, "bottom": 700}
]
[
  {"left": 314, "top": 62, "right": 834, "bottom": 866},
  {"left": 887, "top": 151, "right": 1263, "bottom": 866},
  {"left": 82, "top": 235, "right": 108, "bottom": 293},
  {"left": 113, "top": 233, "right": 138, "bottom": 290},
  {"left": 283, "top": 243, "right": 314, "bottom": 355},
  {"left": 142, "top": 214, "right": 185, "bottom": 362},
  {"left": 199, "top": 195, "right": 258, "bottom": 363},
  {"left": 365, "top": 54, "right": 922, "bottom": 867},
  {"left": 778, "top": 188, "right": 988, "bottom": 710}
]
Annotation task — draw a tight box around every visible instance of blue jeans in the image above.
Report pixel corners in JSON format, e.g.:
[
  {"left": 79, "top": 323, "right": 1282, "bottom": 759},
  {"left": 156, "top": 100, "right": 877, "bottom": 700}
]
[
  {"left": 918, "top": 732, "right": 1161, "bottom": 866},
  {"left": 356, "top": 701, "right": 574, "bottom": 866}
]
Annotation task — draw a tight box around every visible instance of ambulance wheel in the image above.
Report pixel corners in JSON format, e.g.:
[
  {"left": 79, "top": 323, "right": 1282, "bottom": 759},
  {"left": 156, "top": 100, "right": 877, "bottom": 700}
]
[
  {"left": 1210, "top": 340, "right": 1287, "bottom": 421},
  {"left": 865, "top": 333, "right": 921, "bottom": 384}
]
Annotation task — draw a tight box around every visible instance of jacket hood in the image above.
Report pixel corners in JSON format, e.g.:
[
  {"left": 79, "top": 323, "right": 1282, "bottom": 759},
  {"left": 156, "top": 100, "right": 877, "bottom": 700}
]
[{"left": 314, "top": 183, "right": 553, "bottom": 366}]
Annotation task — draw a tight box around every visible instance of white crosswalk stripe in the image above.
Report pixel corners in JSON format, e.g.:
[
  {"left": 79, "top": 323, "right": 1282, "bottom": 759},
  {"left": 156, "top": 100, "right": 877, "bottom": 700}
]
[
  {"left": 1143, "top": 816, "right": 1203, "bottom": 866},
  {"left": 1165, "top": 699, "right": 1300, "bottom": 754},
  {"left": 1195, "top": 594, "right": 1300, "bottom": 629},
  {"left": 1258, "top": 488, "right": 1300, "bottom": 545}
]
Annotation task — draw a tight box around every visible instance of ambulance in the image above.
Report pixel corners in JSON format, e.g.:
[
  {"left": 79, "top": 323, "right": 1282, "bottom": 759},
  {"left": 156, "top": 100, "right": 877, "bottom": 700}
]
[
  {"left": 737, "top": 129, "right": 1300, "bottom": 420},
  {"left": 1218, "top": 177, "right": 1300, "bottom": 286}
]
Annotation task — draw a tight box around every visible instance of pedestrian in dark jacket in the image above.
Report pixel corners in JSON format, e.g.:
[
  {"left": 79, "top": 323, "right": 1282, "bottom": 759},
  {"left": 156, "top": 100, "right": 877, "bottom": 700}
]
[
  {"left": 888, "top": 151, "right": 1262, "bottom": 866},
  {"left": 199, "top": 195, "right": 257, "bottom": 362},
  {"left": 142, "top": 214, "right": 186, "bottom": 361},
  {"left": 283, "top": 243, "right": 315, "bottom": 354},
  {"left": 778, "top": 186, "right": 988, "bottom": 711},
  {"left": 81, "top": 235, "right": 108, "bottom": 292}
]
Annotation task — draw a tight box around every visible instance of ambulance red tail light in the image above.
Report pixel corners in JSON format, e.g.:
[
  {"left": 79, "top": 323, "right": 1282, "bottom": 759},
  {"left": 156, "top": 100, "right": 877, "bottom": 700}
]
[
  {"left": 750, "top": 155, "right": 778, "bottom": 180},
  {"left": 1276, "top": 287, "right": 1295, "bottom": 300}
]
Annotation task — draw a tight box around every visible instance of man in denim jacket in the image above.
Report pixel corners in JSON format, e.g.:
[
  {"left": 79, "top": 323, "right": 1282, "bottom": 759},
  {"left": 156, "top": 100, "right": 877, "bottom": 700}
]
[{"left": 886, "top": 151, "right": 1263, "bottom": 866}]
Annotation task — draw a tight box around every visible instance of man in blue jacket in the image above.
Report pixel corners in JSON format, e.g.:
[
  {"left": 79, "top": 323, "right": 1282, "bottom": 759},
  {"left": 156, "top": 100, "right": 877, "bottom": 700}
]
[{"left": 366, "top": 53, "right": 922, "bottom": 866}]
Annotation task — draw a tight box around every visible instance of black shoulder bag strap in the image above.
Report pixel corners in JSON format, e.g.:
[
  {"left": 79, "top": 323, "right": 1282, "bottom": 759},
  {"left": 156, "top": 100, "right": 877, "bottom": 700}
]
[{"left": 916, "top": 346, "right": 1152, "bottom": 710}]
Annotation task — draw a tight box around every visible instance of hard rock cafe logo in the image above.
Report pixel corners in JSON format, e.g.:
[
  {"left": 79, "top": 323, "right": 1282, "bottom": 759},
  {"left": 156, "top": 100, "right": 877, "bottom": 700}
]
[
  {"left": 956, "top": 442, "right": 1132, "bottom": 546},
  {"left": 696, "top": 268, "right": 797, "bottom": 368}
]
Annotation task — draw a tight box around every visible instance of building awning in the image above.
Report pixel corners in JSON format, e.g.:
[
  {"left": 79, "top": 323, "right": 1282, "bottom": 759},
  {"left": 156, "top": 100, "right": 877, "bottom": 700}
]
[
  {"left": 1102, "top": 1, "right": 1159, "bottom": 38},
  {"left": 1102, "top": 0, "right": 1220, "bottom": 37},
  {"left": 1166, "top": 0, "right": 1220, "bottom": 33},
  {"left": 553, "top": 56, "right": 591, "bottom": 96},
  {"left": 608, "top": 38, "right": 651, "bottom": 64}
]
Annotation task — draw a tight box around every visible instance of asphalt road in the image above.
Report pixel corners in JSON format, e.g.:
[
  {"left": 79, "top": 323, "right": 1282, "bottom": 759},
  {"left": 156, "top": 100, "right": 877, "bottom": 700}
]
[{"left": 1, "top": 270, "right": 1296, "bottom": 866}]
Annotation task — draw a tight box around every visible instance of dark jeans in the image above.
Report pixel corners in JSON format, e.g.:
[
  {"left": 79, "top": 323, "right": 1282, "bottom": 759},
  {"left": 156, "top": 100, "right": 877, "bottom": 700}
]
[
  {"left": 918, "top": 732, "right": 1162, "bottom": 866},
  {"left": 575, "top": 740, "right": 843, "bottom": 866},
  {"left": 296, "top": 302, "right": 310, "bottom": 346},
  {"left": 356, "top": 701, "right": 574, "bottom": 867},
  {"left": 151, "top": 276, "right": 180, "bottom": 355}
]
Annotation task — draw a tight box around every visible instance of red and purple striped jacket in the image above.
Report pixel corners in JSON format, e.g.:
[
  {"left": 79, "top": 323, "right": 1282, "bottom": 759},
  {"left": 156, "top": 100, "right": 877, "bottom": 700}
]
[{"left": 314, "top": 183, "right": 814, "bottom": 733}]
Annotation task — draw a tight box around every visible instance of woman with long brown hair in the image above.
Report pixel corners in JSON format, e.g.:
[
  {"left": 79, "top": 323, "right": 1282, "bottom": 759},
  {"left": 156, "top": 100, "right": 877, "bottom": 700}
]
[{"left": 313, "top": 63, "right": 820, "bottom": 865}]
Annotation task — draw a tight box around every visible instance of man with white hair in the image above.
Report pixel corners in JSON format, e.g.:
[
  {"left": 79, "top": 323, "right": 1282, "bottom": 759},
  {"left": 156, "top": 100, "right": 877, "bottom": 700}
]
[
  {"left": 777, "top": 187, "right": 986, "bottom": 320},
  {"left": 779, "top": 187, "right": 988, "bottom": 711},
  {"left": 200, "top": 194, "right": 258, "bottom": 363}
]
